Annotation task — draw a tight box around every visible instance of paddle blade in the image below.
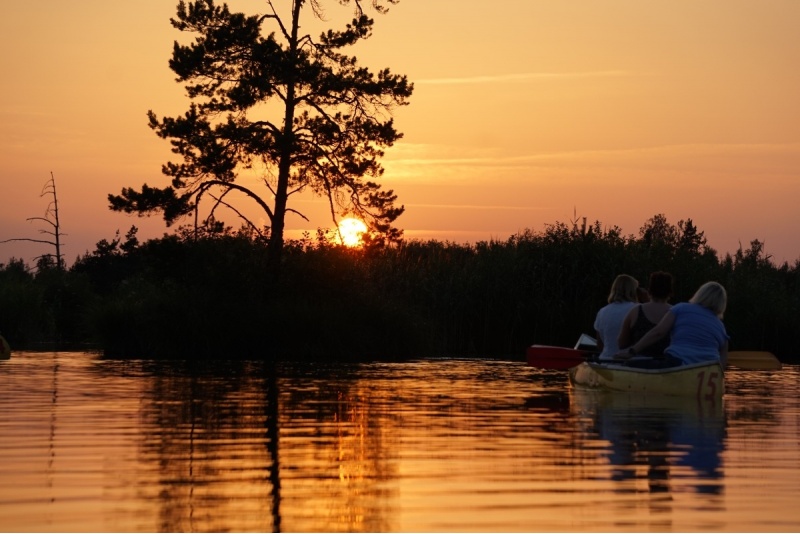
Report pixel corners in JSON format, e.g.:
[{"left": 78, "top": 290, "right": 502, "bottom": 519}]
[
  {"left": 728, "top": 351, "right": 782, "bottom": 370},
  {"left": 527, "top": 345, "right": 587, "bottom": 369},
  {"left": 574, "top": 333, "right": 599, "bottom": 351}
]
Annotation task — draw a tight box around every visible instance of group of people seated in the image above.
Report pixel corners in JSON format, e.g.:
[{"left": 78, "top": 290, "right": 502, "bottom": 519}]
[{"left": 593, "top": 272, "right": 729, "bottom": 368}]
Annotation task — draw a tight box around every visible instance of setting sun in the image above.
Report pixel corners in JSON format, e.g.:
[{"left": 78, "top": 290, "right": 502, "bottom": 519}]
[{"left": 338, "top": 218, "right": 367, "bottom": 247}]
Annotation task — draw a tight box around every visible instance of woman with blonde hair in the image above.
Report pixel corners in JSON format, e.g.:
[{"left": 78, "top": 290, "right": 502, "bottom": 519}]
[
  {"left": 619, "top": 281, "right": 729, "bottom": 367},
  {"left": 689, "top": 281, "right": 727, "bottom": 318},
  {"left": 594, "top": 274, "right": 640, "bottom": 361}
]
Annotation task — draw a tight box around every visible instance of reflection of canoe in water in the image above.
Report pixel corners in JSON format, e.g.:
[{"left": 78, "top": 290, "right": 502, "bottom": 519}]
[
  {"left": 570, "top": 386, "right": 724, "bottom": 417},
  {"left": 569, "top": 386, "right": 726, "bottom": 493},
  {"left": 569, "top": 360, "right": 724, "bottom": 399}
]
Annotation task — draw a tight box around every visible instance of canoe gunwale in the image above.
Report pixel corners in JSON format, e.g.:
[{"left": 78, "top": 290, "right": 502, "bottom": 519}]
[
  {"left": 584, "top": 359, "right": 721, "bottom": 375},
  {"left": 569, "top": 360, "right": 725, "bottom": 398}
]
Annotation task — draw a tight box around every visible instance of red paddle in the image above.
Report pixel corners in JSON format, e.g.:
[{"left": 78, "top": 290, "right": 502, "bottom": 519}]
[{"left": 526, "top": 345, "right": 590, "bottom": 369}]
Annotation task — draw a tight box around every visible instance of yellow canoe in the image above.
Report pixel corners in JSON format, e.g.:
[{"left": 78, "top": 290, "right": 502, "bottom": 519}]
[{"left": 569, "top": 360, "right": 724, "bottom": 399}]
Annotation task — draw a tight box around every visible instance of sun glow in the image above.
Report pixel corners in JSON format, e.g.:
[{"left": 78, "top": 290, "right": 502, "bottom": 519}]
[{"left": 338, "top": 218, "right": 368, "bottom": 247}]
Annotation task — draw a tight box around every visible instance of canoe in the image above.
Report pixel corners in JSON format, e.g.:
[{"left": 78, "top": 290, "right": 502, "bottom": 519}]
[{"left": 569, "top": 360, "right": 724, "bottom": 399}]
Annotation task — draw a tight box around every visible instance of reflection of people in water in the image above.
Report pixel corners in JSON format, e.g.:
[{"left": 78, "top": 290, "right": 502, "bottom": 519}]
[
  {"left": 670, "top": 406, "right": 726, "bottom": 494},
  {"left": 583, "top": 392, "right": 726, "bottom": 499},
  {"left": 596, "top": 403, "right": 672, "bottom": 494}
]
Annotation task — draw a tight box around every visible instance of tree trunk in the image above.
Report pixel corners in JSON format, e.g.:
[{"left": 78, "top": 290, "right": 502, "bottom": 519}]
[{"left": 267, "top": 0, "right": 303, "bottom": 278}]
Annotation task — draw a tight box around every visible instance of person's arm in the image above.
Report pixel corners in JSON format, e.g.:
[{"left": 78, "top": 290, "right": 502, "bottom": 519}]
[
  {"left": 617, "top": 307, "right": 637, "bottom": 349},
  {"left": 617, "top": 310, "right": 675, "bottom": 359},
  {"left": 595, "top": 330, "right": 605, "bottom": 354}
]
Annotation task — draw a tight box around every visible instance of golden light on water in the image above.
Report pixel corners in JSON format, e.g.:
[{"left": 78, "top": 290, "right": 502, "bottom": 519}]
[
  {"left": 338, "top": 218, "right": 367, "bottom": 247},
  {"left": 1, "top": 354, "right": 799, "bottom": 531}
]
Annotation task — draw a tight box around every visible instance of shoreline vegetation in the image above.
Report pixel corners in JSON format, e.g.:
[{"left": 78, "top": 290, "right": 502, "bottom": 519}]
[{"left": 1, "top": 214, "right": 798, "bottom": 363}]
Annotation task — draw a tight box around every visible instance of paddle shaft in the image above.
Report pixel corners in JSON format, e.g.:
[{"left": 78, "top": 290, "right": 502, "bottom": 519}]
[
  {"left": 572, "top": 334, "right": 782, "bottom": 370},
  {"left": 728, "top": 351, "right": 782, "bottom": 370}
]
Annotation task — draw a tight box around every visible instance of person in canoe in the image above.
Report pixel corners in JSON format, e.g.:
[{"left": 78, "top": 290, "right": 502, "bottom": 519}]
[
  {"left": 617, "top": 271, "right": 674, "bottom": 357},
  {"left": 615, "top": 281, "right": 729, "bottom": 368},
  {"left": 593, "top": 274, "right": 640, "bottom": 362}
]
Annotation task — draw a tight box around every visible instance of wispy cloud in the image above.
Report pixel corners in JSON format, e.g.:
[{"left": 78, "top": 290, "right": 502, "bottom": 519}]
[
  {"left": 416, "top": 70, "right": 637, "bottom": 86},
  {"left": 387, "top": 141, "right": 800, "bottom": 166},
  {"left": 380, "top": 141, "right": 800, "bottom": 187},
  {"left": 406, "top": 203, "right": 547, "bottom": 211}
]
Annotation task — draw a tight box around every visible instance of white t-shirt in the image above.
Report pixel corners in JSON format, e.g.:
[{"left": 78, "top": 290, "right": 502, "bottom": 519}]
[{"left": 593, "top": 301, "right": 637, "bottom": 361}]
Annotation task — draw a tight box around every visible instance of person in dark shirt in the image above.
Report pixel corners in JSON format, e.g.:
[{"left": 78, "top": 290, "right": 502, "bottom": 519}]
[{"left": 618, "top": 271, "right": 673, "bottom": 357}]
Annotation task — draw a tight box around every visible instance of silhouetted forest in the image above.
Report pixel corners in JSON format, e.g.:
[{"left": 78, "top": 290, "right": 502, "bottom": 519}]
[{"left": 1, "top": 214, "right": 798, "bottom": 363}]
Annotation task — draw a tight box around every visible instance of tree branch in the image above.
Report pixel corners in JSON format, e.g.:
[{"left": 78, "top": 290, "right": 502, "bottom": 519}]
[
  {"left": 0, "top": 237, "right": 58, "bottom": 246},
  {"left": 195, "top": 180, "right": 276, "bottom": 222}
]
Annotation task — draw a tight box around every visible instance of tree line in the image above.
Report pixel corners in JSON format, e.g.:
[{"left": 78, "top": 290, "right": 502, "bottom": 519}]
[
  {"left": 7, "top": 4, "right": 796, "bottom": 362},
  {"left": 1, "top": 214, "right": 797, "bottom": 363}
]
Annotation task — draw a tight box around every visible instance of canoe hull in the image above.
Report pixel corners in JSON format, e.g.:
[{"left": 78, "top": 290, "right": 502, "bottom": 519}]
[{"left": 569, "top": 360, "right": 724, "bottom": 399}]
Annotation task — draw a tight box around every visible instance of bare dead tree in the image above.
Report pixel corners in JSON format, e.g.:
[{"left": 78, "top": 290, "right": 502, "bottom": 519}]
[{"left": 0, "top": 172, "right": 66, "bottom": 271}]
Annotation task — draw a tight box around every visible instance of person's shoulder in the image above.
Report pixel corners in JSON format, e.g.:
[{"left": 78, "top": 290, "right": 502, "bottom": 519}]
[
  {"left": 670, "top": 302, "right": 691, "bottom": 315},
  {"left": 622, "top": 303, "right": 640, "bottom": 321}
]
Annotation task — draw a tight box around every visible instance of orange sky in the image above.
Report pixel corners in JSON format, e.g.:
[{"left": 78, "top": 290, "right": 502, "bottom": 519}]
[{"left": 2, "top": 1, "right": 799, "bottom": 266}]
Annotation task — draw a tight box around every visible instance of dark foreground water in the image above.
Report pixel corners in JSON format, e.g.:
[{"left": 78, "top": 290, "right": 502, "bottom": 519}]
[{"left": 0, "top": 352, "right": 798, "bottom": 532}]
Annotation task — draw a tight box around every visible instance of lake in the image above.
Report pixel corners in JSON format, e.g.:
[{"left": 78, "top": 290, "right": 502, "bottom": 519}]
[{"left": 1, "top": 351, "right": 798, "bottom": 532}]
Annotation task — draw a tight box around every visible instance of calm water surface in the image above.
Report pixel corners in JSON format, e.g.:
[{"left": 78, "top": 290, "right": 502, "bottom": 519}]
[{"left": 1, "top": 351, "right": 798, "bottom": 532}]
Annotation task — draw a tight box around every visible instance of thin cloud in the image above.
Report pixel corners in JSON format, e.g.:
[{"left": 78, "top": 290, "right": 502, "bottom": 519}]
[
  {"left": 0, "top": 108, "right": 49, "bottom": 118},
  {"left": 416, "top": 70, "right": 637, "bottom": 85},
  {"left": 407, "top": 203, "right": 547, "bottom": 211},
  {"left": 388, "top": 141, "right": 800, "bottom": 166},
  {"left": 291, "top": 198, "right": 546, "bottom": 212}
]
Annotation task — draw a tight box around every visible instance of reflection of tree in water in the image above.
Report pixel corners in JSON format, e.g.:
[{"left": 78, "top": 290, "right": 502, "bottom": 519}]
[
  {"left": 136, "top": 360, "right": 398, "bottom": 533},
  {"left": 137, "top": 360, "right": 280, "bottom": 532},
  {"left": 573, "top": 391, "right": 727, "bottom": 529}
]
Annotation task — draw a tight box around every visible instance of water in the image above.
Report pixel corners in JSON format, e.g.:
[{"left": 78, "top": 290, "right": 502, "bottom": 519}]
[{"left": 1, "top": 352, "right": 798, "bottom": 532}]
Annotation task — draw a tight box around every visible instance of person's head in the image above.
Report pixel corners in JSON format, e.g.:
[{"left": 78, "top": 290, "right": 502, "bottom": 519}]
[
  {"left": 690, "top": 281, "right": 727, "bottom": 318},
  {"left": 636, "top": 286, "right": 651, "bottom": 303},
  {"left": 607, "top": 274, "right": 639, "bottom": 304},
  {"left": 648, "top": 271, "right": 673, "bottom": 301}
]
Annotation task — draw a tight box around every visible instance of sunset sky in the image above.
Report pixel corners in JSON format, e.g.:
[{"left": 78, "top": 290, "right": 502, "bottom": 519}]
[{"left": 2, "top": 1, "right": 799, "bottom": 266}]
